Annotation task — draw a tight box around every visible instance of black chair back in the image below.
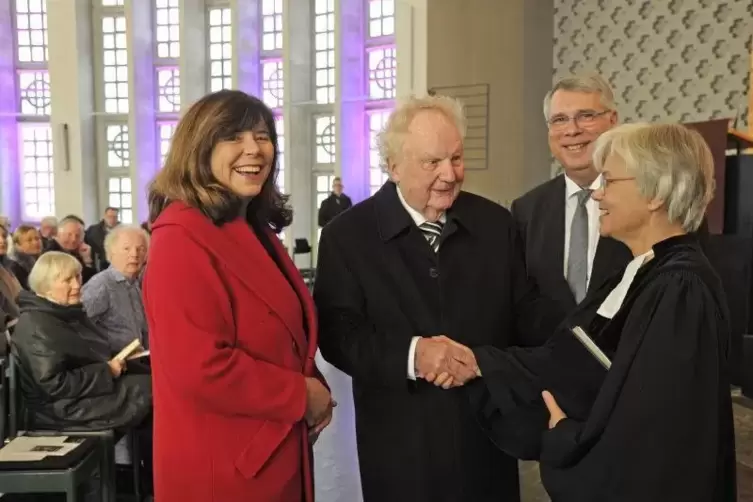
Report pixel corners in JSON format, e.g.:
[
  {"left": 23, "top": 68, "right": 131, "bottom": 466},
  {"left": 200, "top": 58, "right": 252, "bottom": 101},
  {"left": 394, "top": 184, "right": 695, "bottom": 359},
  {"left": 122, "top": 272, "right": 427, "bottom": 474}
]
[{"left": 0, "top": 355, "right": 7, "bottom": 446}]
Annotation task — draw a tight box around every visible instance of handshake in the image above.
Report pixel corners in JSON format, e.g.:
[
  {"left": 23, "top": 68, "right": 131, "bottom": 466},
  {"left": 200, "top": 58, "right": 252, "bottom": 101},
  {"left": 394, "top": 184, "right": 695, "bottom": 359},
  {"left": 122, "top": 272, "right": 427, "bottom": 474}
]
[{"left": 415, "top": 335, "right": 481, "bottom": 389}]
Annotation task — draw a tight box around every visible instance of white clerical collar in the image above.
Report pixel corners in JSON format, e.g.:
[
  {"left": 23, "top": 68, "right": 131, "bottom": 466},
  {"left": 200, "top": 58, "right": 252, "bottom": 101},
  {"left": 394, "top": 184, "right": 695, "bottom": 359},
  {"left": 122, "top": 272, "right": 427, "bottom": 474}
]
[
  {"left": 396, "top": 184, "right": 447, "bottom": 227},
  {"left": 565, "top": 174, "right": 602, "bottom": 199},
  {"left": 597, "top": 249, "right": 654, "bottom": 319}
]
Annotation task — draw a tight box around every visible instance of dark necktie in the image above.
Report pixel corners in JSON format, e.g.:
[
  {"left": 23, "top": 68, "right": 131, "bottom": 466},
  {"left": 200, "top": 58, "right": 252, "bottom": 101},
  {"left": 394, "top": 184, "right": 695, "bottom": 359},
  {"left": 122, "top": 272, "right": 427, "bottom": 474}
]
[
  {"left": 567, "top": 189, "right": 592, "bottom": 303},
  {"left": 419, "top": 221, "right": 444, "bottom": 253}
]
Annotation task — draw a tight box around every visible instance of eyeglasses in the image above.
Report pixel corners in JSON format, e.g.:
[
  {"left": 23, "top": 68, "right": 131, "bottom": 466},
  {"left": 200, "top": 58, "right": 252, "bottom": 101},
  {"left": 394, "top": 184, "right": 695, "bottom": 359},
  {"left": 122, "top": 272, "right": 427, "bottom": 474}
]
[
  {"left": 547, "top": 110, "right": 611, "bottom": 130},
  {"left": 600, "top": 176, "right": 635, "bottom": 190}
]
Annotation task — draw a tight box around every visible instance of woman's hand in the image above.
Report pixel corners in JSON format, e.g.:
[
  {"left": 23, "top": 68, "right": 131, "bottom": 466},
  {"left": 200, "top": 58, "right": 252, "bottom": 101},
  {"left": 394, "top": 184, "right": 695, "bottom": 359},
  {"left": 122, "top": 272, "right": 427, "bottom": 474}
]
[
  {"left": 542, "top": 390, "right": 567, "bottom": 429},
  {"left": 108, "top": 358, "right": 126, "bottom": 378}
]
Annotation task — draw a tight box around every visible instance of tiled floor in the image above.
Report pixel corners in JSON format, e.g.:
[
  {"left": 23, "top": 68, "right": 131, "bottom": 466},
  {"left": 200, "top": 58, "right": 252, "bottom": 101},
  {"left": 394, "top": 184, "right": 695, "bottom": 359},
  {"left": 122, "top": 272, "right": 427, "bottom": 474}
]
[{"left": 520, "top": 393, "right": 753, "bottom": 502}]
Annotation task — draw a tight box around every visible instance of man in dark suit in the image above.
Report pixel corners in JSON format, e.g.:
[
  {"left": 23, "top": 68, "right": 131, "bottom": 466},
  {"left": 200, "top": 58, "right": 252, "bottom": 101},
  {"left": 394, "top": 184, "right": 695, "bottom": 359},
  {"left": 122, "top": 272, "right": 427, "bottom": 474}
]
[
  {"left": 85, "top": 206, "right": 119, "bottom": 270},
  {"left": 318, "top": 177, "right": 352, "bottom": 227},
  {"left": 511, "top": 74, "right": 632, "bottom": 313},
  {"left": 314, "top": 96, "right": 559, "bottom": 502}
]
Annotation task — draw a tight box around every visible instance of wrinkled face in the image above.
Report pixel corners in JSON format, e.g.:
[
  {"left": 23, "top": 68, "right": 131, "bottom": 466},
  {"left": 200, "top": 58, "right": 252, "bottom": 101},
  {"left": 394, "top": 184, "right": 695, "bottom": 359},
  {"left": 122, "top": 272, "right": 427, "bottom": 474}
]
[
  {"left": 109, "top": 230, "right": 148, "bottom": 279},
  {"left": 592, "top": 154, "right": 650, "bottom": 242},
  {"left": 390, "top": 110, "right": 464, "bottom": 219},
  {"left": 17, "top": 229, "right": 42, "bottom": 255},
  {"left": 56, "top": 222, "right": 84, "bottom": 251},
  {"left": 104, "top": 209, "right": 119, "bottom": 228},
  {"left": 210, "top": 126, "right": 276, "bottom": 198},
  {"left": 46, "top": 272, "right": 83, "bottom": 305},
  {"left": 547, "top": 90, "right": 617, "bottom": 178}
]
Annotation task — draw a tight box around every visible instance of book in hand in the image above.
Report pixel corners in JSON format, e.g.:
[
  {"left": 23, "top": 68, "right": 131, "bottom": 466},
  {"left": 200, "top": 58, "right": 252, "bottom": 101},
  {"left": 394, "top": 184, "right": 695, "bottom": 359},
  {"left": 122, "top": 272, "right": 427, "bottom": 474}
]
[
  {"left": 114, "top": 339, "right": 144, "bottom": 362},
  {"left": 570, "top": 326, "right": 612, "bottom": 370}
]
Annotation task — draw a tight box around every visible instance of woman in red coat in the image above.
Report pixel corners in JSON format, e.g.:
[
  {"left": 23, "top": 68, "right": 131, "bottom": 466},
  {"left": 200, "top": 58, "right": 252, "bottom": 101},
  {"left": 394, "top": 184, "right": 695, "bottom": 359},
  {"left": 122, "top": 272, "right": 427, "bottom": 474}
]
[{"left": 143, "top": 90, "right": 334, "bottom": 502}]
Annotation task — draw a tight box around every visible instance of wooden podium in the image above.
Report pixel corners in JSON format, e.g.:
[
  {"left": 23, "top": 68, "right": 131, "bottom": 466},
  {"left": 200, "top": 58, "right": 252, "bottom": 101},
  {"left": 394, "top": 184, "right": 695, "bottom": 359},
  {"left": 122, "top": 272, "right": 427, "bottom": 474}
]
[{"left": 684, "top": 119, "right": 753, "bottom": 388}]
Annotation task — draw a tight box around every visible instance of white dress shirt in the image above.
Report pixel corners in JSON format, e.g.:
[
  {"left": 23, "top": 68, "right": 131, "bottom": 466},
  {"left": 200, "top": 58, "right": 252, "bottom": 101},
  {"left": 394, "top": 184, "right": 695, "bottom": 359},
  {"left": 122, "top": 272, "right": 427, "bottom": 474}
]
[
  {"left": 394, "top": 186, "right": 447, "bottom": 381},
  {"left": 563, "top": 174, "right": 602, "bottom": 288}
]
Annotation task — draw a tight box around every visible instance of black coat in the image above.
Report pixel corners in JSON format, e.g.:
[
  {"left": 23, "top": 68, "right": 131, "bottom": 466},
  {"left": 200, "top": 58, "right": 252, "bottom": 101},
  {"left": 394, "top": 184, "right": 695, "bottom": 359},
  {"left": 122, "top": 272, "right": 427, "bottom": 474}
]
[
  {"left": 317, "top": 193, "right": 352, "bottom": 227},
  {"left": 468, "top": 234, "right": 736, "bottom": 501},
  {"left": 11, "top": 291, "right": 152, "bottom": 432},
  {"left": 85, "top": 220, "right": 111, "bottom": 271},
  {"left": 9, "top": 252, "right": 36, "bottom": 290},
  {"left": 511, "top": 175, "right": 633, "bottom": 313},
  {"left": 314, "top": 182, "right": 562, "bottom": 502}
]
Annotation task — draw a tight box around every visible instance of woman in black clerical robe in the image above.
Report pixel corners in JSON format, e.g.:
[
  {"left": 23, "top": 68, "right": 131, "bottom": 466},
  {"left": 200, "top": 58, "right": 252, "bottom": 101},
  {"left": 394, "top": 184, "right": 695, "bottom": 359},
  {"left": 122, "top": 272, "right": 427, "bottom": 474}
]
[{"left": 449, "top": 123, "right": 737, "bottom": 501}]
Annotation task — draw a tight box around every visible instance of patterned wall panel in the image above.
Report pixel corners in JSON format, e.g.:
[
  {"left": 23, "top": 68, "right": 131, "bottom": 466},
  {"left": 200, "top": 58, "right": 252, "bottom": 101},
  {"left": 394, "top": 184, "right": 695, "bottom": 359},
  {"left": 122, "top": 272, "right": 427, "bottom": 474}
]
[{"left": 553, "top": 0, "right": 753, "bottom": 128}]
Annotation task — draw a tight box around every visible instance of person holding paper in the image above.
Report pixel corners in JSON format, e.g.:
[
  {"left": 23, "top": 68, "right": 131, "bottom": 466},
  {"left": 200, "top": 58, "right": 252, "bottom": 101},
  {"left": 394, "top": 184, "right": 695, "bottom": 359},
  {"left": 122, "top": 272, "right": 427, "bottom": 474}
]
[
  {"left": 442, "top": 123, "right": 736, "bottom": 501},
  {"left": 143, "top": 90, "right": 332, "bottom": 502},
  {"left": 10, "top": 251, "right": 152, "bottom": 432}
]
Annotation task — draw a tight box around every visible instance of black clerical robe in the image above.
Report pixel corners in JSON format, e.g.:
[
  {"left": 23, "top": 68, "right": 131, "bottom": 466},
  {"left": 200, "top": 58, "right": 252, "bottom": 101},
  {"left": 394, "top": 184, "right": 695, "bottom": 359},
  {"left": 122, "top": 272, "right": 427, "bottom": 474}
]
[{"left": 466, "top": 234, "right": 737, "bottom": 502}]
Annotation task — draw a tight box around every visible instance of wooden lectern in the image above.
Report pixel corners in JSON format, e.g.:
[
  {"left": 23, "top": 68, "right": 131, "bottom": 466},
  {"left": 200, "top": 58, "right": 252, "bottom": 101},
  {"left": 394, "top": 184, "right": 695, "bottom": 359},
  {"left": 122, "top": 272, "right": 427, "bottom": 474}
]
[{"left": 684, "top": 119, "right": 753, "bottom": 388}]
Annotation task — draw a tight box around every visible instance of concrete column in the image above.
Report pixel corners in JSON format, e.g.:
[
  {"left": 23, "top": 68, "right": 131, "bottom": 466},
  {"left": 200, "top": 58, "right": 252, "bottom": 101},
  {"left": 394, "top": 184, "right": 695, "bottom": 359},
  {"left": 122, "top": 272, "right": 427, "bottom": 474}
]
[
  {"left": 396, "top": 0, "right": 554, "bottom": 206},
  {"left": 126, "top": 0, "right": 157, "bottom": 223},
  {"left": 336, "top": 0, "right": 367, "bottom": 203},
  {"left": 47, "top": 0, "right": 98, "bottom": 222},
  {"left": 179, "top": 0, "right": 208, "bottom": 108},
  {"left": 232, "top": 0, "right": 262, "bottom": 94},
  {"left": 283, "top": 0, "right": 314, "bottom": 251},
  {"left": 0, "top": 2, "right": 20, "bottom": 224}
]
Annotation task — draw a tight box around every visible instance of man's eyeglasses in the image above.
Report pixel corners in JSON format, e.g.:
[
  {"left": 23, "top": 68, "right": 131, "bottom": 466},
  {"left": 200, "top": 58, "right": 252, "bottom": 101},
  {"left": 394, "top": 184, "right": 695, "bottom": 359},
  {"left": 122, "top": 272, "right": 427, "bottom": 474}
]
[{"left": 547, "top": 110, "right": 611, "bottom": 130}]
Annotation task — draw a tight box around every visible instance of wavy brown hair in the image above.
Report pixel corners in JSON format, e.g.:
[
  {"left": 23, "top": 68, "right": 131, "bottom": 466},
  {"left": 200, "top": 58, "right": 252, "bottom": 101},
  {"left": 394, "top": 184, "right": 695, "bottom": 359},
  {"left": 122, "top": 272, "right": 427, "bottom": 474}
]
[{"left": 148, "top": 90, "right": 291, "bottom": 231}]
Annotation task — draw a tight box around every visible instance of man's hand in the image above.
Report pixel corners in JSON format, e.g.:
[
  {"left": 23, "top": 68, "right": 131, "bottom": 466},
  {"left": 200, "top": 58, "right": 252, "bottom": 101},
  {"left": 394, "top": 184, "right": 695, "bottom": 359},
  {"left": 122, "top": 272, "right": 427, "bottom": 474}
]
[
  {"left": 108, "top": 358, "right": 126, "bottom": 378},
  {"left": 415, "top": 336, "right": 479, "bottom": 389},
  {"left": 304, "top": 377, "right": 333, "bottom": 428}
]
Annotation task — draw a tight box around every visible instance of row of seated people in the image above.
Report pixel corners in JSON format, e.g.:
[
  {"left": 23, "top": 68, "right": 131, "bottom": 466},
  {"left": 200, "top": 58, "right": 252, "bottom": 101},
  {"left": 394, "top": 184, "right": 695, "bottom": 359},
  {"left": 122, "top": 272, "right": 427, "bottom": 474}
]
[{"left": 0, "top": 222, "right": 154, "bottom": 498}]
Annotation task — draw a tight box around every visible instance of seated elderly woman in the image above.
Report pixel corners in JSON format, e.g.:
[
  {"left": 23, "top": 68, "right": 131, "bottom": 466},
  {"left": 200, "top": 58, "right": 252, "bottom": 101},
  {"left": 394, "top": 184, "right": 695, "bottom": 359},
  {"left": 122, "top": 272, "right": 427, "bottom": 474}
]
[
  {"left": 8, "top": 224, "right": 44, "bottom": 290},
  {"left": 11, "top": 251, "right": 152, "bottom": 433},
  {"left": 82, "top": 224, "right": 149, "bottom": 353},
  {"left": 442, "top": 123, "right": 736, "bottom": 501}
]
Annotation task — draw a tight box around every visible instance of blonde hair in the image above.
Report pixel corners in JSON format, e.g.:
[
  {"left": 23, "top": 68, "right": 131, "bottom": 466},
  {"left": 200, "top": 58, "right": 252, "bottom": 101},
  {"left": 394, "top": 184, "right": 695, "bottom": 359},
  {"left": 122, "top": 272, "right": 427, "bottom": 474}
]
[
  {"left": 12, "top": 225, "right": 39, "bottom": 246},
  {"left": 104, "top": 225, "right": 150, "bottom": 262},
  {"left": 28, "top": 252, "right": 83, "bottom": 295},
  {"left": 376, "top": 94, "right": 466, "bottom": 171},
  {"left": 592, "top": 123, "right": 715, "bottom": 232},
  {"left": 543, "top": 74, "right": 616, "bottom": 119}
]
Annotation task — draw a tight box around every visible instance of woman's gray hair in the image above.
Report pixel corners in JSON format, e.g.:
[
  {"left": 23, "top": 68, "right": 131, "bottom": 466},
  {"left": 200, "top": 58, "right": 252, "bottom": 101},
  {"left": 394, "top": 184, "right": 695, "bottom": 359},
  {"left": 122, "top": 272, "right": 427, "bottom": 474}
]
[
  {"left": 376, "top": 94, "right": 466, "bottom": 171},
  {"left": 543, "top": 74, "right": 616, "bottom": 119},
  {"left": 592, "top": 122, "right": 715, "bottom": 232},
  {"left": 104, "top": 225, "right": 150, "bottom": 262},
  {"left": 28, "top": 251, "right": 83, "bottom": 295}
]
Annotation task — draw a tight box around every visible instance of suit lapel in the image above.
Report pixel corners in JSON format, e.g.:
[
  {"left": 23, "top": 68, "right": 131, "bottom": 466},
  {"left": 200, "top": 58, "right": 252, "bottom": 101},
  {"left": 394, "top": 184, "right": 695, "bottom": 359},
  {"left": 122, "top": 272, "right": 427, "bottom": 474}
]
[{"left": 541, "top": 177, "right": 575, "bottom": 308}]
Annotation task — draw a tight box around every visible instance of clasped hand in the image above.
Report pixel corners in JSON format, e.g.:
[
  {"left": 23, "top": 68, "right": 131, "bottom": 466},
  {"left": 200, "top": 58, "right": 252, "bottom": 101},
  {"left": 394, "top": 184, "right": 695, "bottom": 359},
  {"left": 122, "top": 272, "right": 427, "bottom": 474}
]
[
  {"left": 304, "top": 377, "right": 336, "bottom": 444},
  {"left": 415, "top": 335, "right": 481, "bottom": 389}
]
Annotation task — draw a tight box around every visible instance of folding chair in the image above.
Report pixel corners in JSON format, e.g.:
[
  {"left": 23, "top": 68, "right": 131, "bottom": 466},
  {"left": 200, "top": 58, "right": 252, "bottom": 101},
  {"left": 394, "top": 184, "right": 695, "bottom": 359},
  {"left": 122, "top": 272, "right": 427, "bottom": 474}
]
[{"left": 0, "top": 355, "right": 102, "bottom": 501}]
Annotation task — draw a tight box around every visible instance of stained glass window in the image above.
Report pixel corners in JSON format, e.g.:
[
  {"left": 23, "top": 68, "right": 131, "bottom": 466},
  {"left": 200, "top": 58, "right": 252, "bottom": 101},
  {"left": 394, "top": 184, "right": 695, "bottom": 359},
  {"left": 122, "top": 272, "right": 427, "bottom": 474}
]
[
  {"left": 20, "top": 125, "right": 55, "bottom": 219},
  {"left": 368, "top": 0, "right": 395, "bottom": 38},
  {"left": 315, "top": 116, "right": 336, "bottom": 164},
  {"left": 262, "top": 60, "right": 283, "bottom": 109},
  {"left": 155, "top": 0, "right": 180, "bottom": 59},
  {"left": 261, "top": 0, "right": 283, "bottom": 51}
]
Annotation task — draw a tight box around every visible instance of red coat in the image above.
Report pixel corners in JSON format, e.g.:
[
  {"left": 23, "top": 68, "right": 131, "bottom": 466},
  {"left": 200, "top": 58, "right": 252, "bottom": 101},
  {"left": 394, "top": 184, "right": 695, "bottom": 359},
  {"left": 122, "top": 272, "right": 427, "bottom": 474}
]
[{"left": 143, "top": 202, "right": 322, "bottom": 502}]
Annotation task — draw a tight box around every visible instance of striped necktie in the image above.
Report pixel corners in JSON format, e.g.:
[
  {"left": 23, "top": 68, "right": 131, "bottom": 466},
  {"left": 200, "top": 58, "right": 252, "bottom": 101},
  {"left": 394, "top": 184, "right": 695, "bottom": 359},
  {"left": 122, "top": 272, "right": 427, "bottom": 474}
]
[{"left": 419, "top": 221, "right": 444, "bottom": 253}]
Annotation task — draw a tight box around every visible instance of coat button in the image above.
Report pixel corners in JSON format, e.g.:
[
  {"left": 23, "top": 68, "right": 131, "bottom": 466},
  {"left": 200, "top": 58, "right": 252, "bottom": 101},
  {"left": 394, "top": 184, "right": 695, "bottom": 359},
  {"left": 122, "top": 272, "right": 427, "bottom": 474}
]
[{"left": 429, "top": 267, "right": 439, "bottom": 279}]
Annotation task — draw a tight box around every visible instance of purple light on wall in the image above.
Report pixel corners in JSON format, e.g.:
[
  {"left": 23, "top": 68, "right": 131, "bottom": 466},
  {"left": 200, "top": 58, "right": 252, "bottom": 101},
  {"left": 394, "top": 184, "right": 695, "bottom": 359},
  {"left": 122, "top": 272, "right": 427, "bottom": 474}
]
[{"left": 0, "top": 2, "right": 21, "bottom": 227}]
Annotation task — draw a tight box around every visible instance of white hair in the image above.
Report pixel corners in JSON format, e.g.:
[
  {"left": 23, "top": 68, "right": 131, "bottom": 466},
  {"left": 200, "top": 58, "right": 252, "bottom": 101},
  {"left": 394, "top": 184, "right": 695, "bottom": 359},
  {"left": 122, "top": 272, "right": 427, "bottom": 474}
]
[
  {"left": 376, "top": 94, "right": 466, "bottom": 171},
  {"left": 40, "top": 216, "right": 58, "bottom": 227},
  {"left": 543, "top": 74, "right": 616, "bottom": 119},
  {"left": 104, "top": 225, "right": 150, "bottom": 262},
  {"left": 592, "top": 122, "right": 715, "bottom": 232},
  {"left": 28, "top": 251, "right": 82, "bottom": 295}
]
